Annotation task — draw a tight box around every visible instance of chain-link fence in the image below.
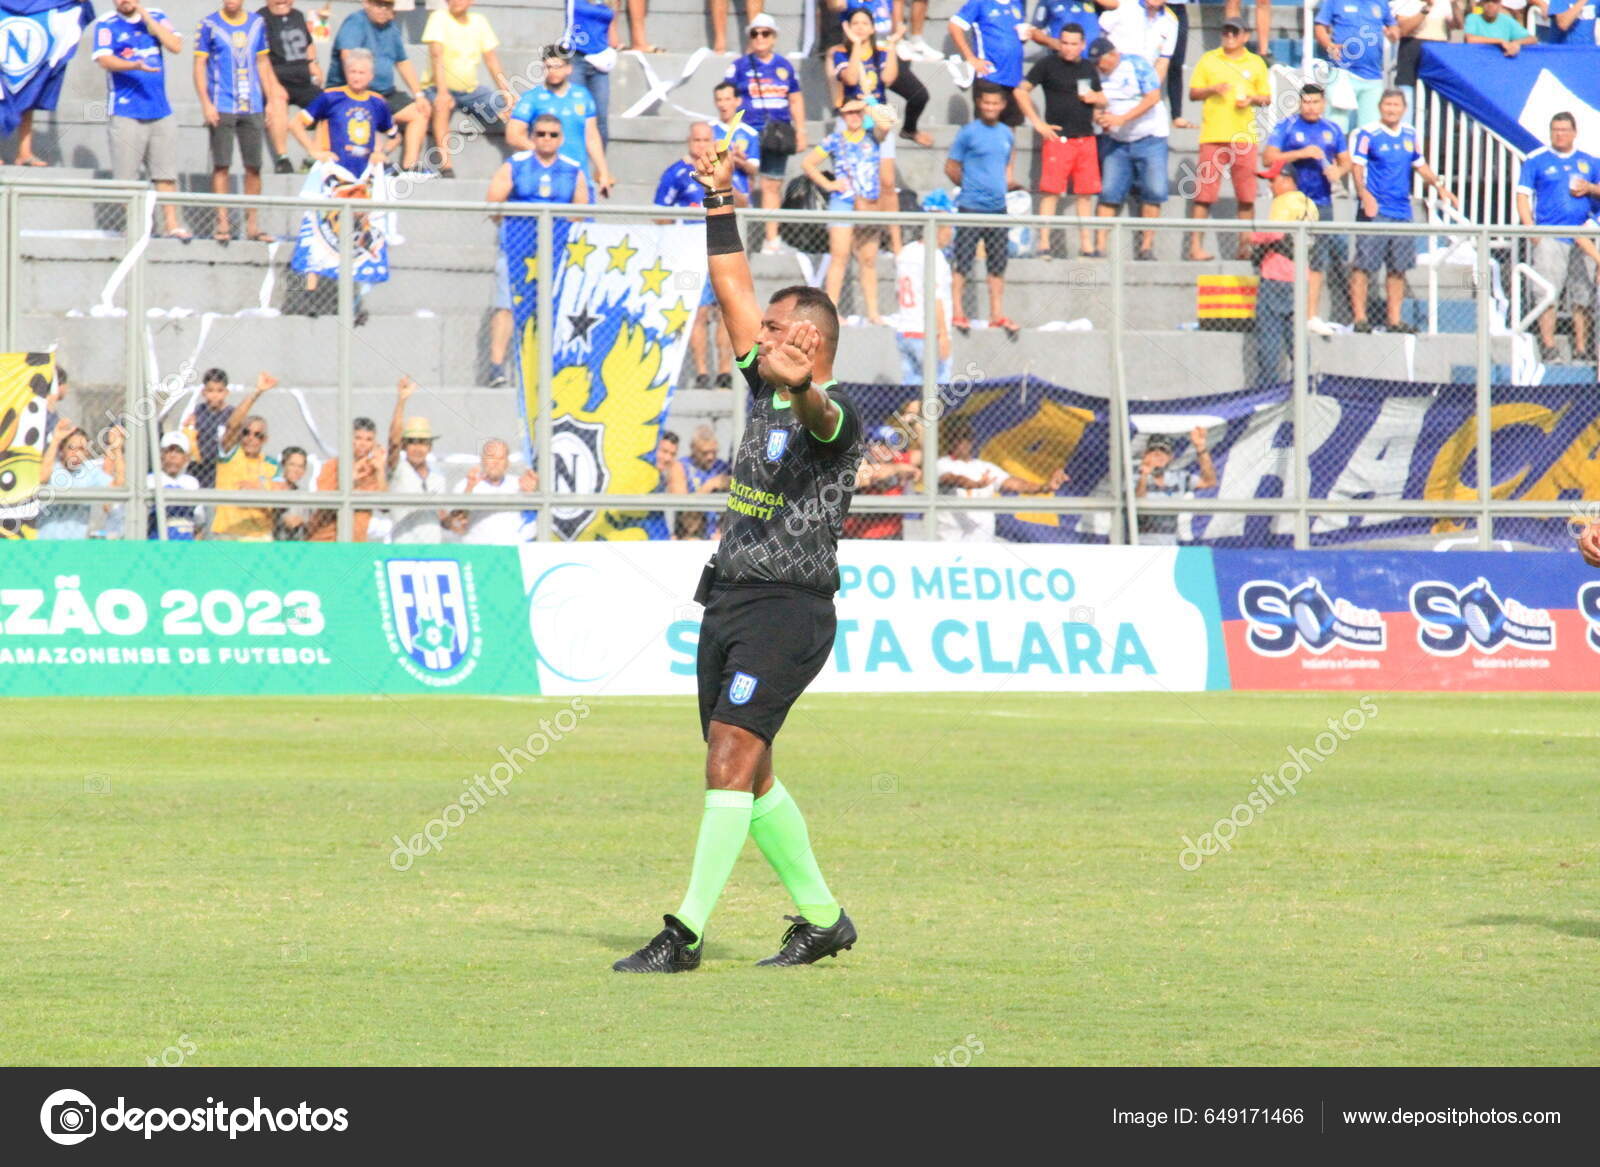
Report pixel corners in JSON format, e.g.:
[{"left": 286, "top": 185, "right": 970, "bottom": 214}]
[{"left": 2, "top": 179, "right": 1595, "bottom": 550}]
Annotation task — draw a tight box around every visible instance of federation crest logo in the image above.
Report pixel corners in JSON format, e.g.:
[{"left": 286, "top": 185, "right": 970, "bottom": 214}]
[
  {"left": 377, "top": 558, "right": 483, "bottom": 685},
  {"left": 729, "top": 671, "right": 759, "bottom": 705},
  {"left": 766, "top": 428, "right": 789, "bottom": 461}
]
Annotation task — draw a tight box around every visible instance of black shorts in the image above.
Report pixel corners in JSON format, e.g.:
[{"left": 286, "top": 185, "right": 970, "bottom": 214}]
[
  {"left": 380, "top": 89, "right": 415, "bottom": 117},
  {"left": 952, "top": 207, "right": 1009, "bottom": 276},
  {"left": 278, "top": 77, "right": 322, "bottom": 110},
  {"left": 697, "top": 584, "right": 836, "bottom": 744}
]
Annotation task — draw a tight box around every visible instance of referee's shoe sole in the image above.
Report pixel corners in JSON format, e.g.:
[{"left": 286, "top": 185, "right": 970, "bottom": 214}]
[{"left": 756, "top": 912, "right": 857, "bottom": 967}]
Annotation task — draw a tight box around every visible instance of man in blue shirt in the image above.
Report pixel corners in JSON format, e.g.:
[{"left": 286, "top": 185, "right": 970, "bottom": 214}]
[
  {"left": 508, "top": 45, "right": 615, "bottom": 195},
  {"left": 1349, "top": 88, "right": 1456, "bottom": 332},
  {"left": 328, "top": 0, "right": 432, "bottom": 172},
  {"left": 1264, "top": 84, "right": 1351, "bottom": 330},
  {"left": 725, "top": 14, "right": 807, "bottom": 253},
  {"left": 1517, "top": 112, "right": 1600, "bottom": 361},
  {"left": 485, "top": 114, "right": 591, "bottom": 387},
  {"left": 950, "top": 0, "right": 1029, "bottom": 126},
  {"left": 93, "top": 1, "right": 188, "bottom": 241},
  {"left": 945, "top": 87, "right": 1019, "bottom": 333},
  {"left": 1545, "top": 0, "right": 1598, "bottom": 45},
  {"left": 193, "top": 0, "right": 278, "bottom": 243},
  {"left": 1031, "top": 0, "right": 1106, "bottom": 50},
  {"left": 1314, "top": 0, "right": 1396, "bottom": 133},
  {"left": 656, "top": 123, "right": 730, "bottom": 389}
]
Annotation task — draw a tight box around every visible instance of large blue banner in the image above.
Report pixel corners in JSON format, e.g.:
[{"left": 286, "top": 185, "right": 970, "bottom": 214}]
[
  {"left": 1417, "top": 43, "right": 1600, "bottom": 155},
  {"left": 0, "top": 0, "right": 92, "bottom": 135}
]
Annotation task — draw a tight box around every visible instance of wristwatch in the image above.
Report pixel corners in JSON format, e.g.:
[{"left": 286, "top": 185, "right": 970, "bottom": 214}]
[{"left": 702, "top": 189, "right": 736, "bottom": 210}]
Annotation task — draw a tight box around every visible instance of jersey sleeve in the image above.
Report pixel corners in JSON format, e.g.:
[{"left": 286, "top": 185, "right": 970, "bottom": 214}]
[
  {"left": 1516, "top": 153, "right": 1536, "bottom": 196},
  {"left": 950, "top": 124, "right": 970, "bottom": 163},
  {"left": 1314, "top": 0, "right": 1335, "bottom": 25},
  {"left": 510, "top": 89, "right": 537, "bottom": 124},
  {"left": 1024, "top": 57, "right": 1047, "bottom": 87},
  {"left": 653, "top": 166, "right": 677, "bottom": 206},
  {"left": 421, "top": 9, "right": 446, "bottom": 43},
  {"left": 1188, "top": 53, "right": 1213, "bottom": 90},
  {"left": 781, "top": 55, "right": 802, "bottom": 94},
  {"left": 374, "top": 97, "right": 395, "bottom": 135},
  {"left": 808, "top": 388, "right": 861, "bottom": 448},
  {"left": 741, "top": 126, "right": 761, "bottom": 162},
  {"left": 301, "top": 90, "right": 331, "bottom": 125},
  {"left": 951, "top": 0, "right": 981, "bottom": 31},
  {"left": 1351, "top": 127, "right": 1370, "bottom": 164},
  {"left": 830, "top": 47, "right": 849, "bottom": 77},
  {"left": 1265, "top": 118, "right": 1288, "bottom": 151},
  {"left": 194, "top": 19, "right": 212, "bottom": 55},
  {"left": 478, "top": 16, "right": 500, "bottom": 53},
  {"left": 91, "top": 17, "right": 112, "bottom": 58},
  {"left": 735, "top": 344, "right": 764, "bottom": 396}
]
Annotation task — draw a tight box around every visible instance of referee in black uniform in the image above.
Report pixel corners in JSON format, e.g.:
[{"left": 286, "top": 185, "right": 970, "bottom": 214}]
[{"left": 614, "top": 135, "right": 865, "bottom": 973}]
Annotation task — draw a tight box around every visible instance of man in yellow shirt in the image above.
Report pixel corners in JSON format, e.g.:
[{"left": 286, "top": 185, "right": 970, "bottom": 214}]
[
  {"left": 211, "top": 414, "right": 280, "bottom": 540},
  {"left": 1184, "top": 20, "right": 1271, "bottom": 261},
  {"left": 421, "top": 0, "right": 511, "bottom": 177}
]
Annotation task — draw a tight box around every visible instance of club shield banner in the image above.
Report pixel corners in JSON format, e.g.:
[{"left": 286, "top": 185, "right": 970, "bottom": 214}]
[{"left": 1215, "top": 549, "right": 1600, "bottom": 691}]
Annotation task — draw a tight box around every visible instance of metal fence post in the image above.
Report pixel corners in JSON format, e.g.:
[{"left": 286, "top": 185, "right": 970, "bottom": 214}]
[
  {"left": 124, "top": 192, "right": 145, "bottom": 541},
  {"left": 1292, "top": 221, "right": 1311, "bottom": 550},
  {"left": 535, "top": 207, "right": 555, "bottom": 541},
  {"left": 1107, "top": 217, "right": 1131, "bottom": 545},
  {"left": 0, "top": 185, "right": 12, "bottom": 350},
  {"left": 1476, "top": 224, "right": 1493, "bottom": 549},
  {"left": 336, "top": 201, "right": 354, "bottom": 541},
  {"left": 921, "top": 210, "right": 939, "bottom": 540}
]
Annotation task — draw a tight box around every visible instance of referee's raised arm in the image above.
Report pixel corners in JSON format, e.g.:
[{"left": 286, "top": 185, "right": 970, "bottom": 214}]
[{"left": 688, "top": 140, "right": 763, "bottom": 359}]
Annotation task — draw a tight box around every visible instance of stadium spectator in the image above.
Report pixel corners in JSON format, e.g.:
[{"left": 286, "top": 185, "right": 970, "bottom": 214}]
[
  {"left": 1246, "top": 159, "right": 1318, "bottom": 387},
  {"left": 828, "top": 3, "right": 906, "bottom": 228},
  {"left": 447, "top": 438, "right": 537, "bottom": 543},
  {"left": 712, "top": 81, "right": 762, "bottom": 204},
  {"left": 674, "top": 511, "right": 710, "bottom": 540},
  {"left": 1497, "top": 0, "right": 1543, "bottom": 31},
  {"left": 1263, "top": 84, "right": 1349, "bottom": 333},
  {"left": 1391, "top": 0, "right": 1457, "bottom": 122},
  {"left": 562, "top": 2, "right": 621, "bottom": 145},
  {"left": 1185, "top": 19, "right": 1270, "bottom": 262},
  {"left": 712, "top": 1, "right": 764, "bottom": 53},
  {"left": 211, "top": 409, "right": 278, "bottom": 542},
  {"left": 1100, "top": 0, "right": 1185, "bottom": 128},
  {"left": 1016, "top": 22, "right": 1105, "bottom": 258},
  {"left": 309, "top": 416, "right": 387, "bottom": 541},
  {"left": 946, "top": 87, "right": 1019, "bottom": 332},
  {"left": 36, "top": 422, "right": 124, "bottom": 541},
  {"left": 386, "top": 378, "right": 449, "bottom": 543},
  {"left": 1089, "top": 37, "right": 1168, "bottom": 262},
  {"left": 93, "top": 1, "right": 189, "bottom": 242},
  {"left": 949, "top": 0, "right": 1028, "bottom": 127},
  {"left": 845, "top": 425, "right": 920, "bottom": 538},
  {"left": 508, "top": 46, "right": 614, "bottom": 195},
  {"left": 683, "top": 425, "right": 731, "bottom": 538},
  {"left": 828, "top": 0, "right": 932, "bottom": 147},
  {"left": 1133, "top": 430, "right": 1215, "bottom": 545},
  {"left": 273, "top": 445, "right": 312, "bottom": 540},
  {"left": 656, "top": 123, "right": 735, "bottom": 387},
  {"left": 1464, "top": 0, "right": 1537, "bottom": 52},
  {"left": 1223, "top": 0, "right": 1272, "bottom": 64},
  {"left": 327, "top": 0, "right": 432, "bottom": 174},
  {"left": 181, "top": 367, "right": 236, "bottom": 488},
  {"left": 889, "top": 200, "right": 954, "bottom": 384},
  {"left": 1349, "top": 89, "right": 1457, "bottom": 332},
  {"left": 936, "top": 420, "right": 1068, "bottom": 542},
  {"left": 646, "top": 430, "right": 687, "bottom": 540},
  {"left": 902, "top": 0, "right": 945, "bottom": 59},
  {"left": 804, "top": 100, "right": 888, "bottom": 322},
  {"left": 1314, "top": 0, "right": 1396, "bottom": 134},
  {"left": 422, "top": 0, "right": 512, "bottom": 178},
  {"left": 725, "top": 14, "right": 806, "bottom": 254},
  {"left": 485, "top": 115, "right": 591, "bottom": 388},
  {"left": 148, "top": 430, "right": 203, "bottom": 540},
  {"left": 260, "top": 0, "right": 324, "bottom": 173},
  {"left": 288, "top": 49, "right": 396, "bottom": 178},
  {"left": 1030, "top": 0, "right": 1114, "bottom": 53},
  {"left": 1545, "top": 0, "right": 1598, "bottom": 43},
  {"left": 1517, "top": 112, "right": 1600, "bottom": 362},
  {"left": 624, "top": 0, "right": 657, "bottom": 52},
  {"left": 194, "top": 0, "right": 278, "bottom": 243}
]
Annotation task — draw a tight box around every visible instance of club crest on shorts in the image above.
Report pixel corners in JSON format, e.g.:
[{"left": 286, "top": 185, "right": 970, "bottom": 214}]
[
  {"left": 729, "top": 671, "right": 759, "bottom": 705},
  {"left": 766, "top": 429, "right": 789, "bottom": 461}
]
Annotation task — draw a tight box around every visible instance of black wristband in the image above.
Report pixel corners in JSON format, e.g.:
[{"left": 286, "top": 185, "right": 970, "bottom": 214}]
[{"left": 706, "top": 210, "right": 743, "bottom": 255}]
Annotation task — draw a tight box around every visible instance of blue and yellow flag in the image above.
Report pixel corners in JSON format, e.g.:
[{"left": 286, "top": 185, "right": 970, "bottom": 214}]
[
  {"left": 0, "top": 350, "right": 55, "bottom": 539},
  {"left": 505, "top": 219, "right": 706, "bottom": 540},
  {"left": 0, "top": 1, "right": 93, "bottom": 135}
]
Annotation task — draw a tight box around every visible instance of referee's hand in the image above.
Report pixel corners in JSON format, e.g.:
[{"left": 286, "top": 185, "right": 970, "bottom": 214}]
[
  {"left": 760, "top": 321, "right": 822, "bottom": 389},
  {"left": 1578, "top": 520, "right": 1600, "bottom": 569},
  {"left": 688, "top": 139, "right": 736, "bottom": 193}
]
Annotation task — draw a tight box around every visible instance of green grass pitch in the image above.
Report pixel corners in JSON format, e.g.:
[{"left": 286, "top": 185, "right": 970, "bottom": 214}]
[{"left": 4, "top": 692, "right": 1596, "bottom": 1066}]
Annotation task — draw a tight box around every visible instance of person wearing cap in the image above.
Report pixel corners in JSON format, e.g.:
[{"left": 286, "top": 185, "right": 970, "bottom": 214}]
[
  {"left": 804, "top": 98, "right": 890, "bottom": 321},
  {"left": 1016, "top": 21, "right": 1105, "bottom": 259},
  {"left": 1246, "top": 160, "right": 1318, "bottom": 388},
  {"left": 385, "top": 375, "right": 449, "bottom": 543},
  {"left": 1222, "top": 0, "right": 1272, "bottom": 68},
  {"left": 1313, "top": 0, "right": 1396, "bottom": 135},
  {"left": 726, "top": 14, "right": 808, "bottom": 255},
  {"left": 1184, "top": 19, "right": 1270, "bottom": 262},
  {"left": 1087, "top": 37, "right": 1169, "bottom": 262},
  {"left": 326, "top": 0, "right": 433, "bottom": 174},
  {"left": 946, "top": 86, "right": 1022, "bottom": 331},
  {"left": 1132, "top": 429, "right": 1214, "bottom": 545},
  {"left": 949, "top": 0, "right": 1029, "bottom": 127},
  {"left": 148, "top": 430, "right": 204, "bottom": 541},
  {"left": 888, "top": 192, "right": 954, "bottom": 384},
  {"left": 845, "top": 424, "right": 920, "bottom": 539},
  {"left": 1263, "top": 84, "right": 1350, "bottom": 333},
  {"left": 1349, "top": 88, "right": 1456, "bottom": 333}
]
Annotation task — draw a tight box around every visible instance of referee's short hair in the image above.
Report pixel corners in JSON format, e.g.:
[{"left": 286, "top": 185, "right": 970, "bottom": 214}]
[{"left": 768, "top": 285, "right": 839, "bottom": 357}]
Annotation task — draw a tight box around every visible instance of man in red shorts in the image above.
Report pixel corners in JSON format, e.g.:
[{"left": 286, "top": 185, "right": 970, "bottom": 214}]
[
  {"left": 1184, "top": 19, "right": 1271, "bottom": 262},
  {"left": 1016, "top": 23, "right": 1106, "bottom": 258}
]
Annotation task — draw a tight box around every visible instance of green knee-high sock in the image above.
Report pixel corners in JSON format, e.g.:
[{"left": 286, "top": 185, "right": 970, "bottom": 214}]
[
  {"left": 749, "top": 780, "right": 840, "bottom": 928},
  {"left": 673, "top": 789, "right": 754, "bottom": 943}
]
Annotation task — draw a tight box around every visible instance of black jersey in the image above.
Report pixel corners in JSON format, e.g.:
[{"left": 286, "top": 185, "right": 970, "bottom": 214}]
[{"left": 714, "top": 345, "right": 863, "bottom": 595}]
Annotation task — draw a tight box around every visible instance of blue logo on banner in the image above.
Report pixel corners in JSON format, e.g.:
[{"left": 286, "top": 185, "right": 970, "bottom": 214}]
[
  {"left": 1410, "top": 577, "right": 1555, "bottom": 654},
  {"left": 729, "top": 671, "right": 759, "bottom": 705},
  {"left": 382, "top": 559, "right": 477, "bottom": 677},
  {"left": 1238, "top": 577, "right": 1387, "bottom": 654},
  {"left": 766, "top": 429, "right": 789, "bottom": 461}
]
